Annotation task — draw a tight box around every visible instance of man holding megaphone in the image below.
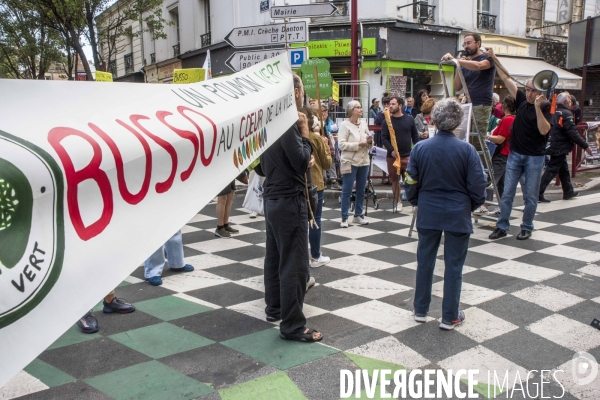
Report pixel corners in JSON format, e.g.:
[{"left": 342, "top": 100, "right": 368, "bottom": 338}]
[{"left": 485, "top": 48, "right": 553, "bottom": 241}]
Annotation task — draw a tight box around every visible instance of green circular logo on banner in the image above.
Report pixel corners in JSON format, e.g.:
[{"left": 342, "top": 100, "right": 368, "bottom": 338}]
[
  {"left": 0, "top": 131, "right": 65, "bottom": 329},
  {"left": 0, "top": 158, "right": 34, "bottom": 269}
]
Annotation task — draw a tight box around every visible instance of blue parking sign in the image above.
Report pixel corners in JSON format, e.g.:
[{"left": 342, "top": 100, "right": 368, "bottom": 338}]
[{"left": 288, "top": 48, "right": 307, "bottom": 68}]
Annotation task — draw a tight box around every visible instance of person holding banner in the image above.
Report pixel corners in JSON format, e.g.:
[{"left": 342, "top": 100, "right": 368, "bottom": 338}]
[
  {"left": 405, "top": 98, "right": 487, "bottom": 330},
  {"left": 301, "top": 107, "right": 333, "bottom": 269},
  {"left": 77, "top": 290, "right": 135, "bottom": 333},
  {"left": 144, "top": 231, "right": 194, "bottom": 286},
  {"left": 215, "top": 181, "right": 240, "bottom": 238},
  {"left": 338, "top": 100, "right": 373, "bottom": 228},
  {"left": 257, "top": 73, "right": 322, "bottom": 343}
]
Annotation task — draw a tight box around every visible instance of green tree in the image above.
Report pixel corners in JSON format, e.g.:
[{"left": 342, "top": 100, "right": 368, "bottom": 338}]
[{"left": 0, "top": 0, "right": 64, "bottom": 79}]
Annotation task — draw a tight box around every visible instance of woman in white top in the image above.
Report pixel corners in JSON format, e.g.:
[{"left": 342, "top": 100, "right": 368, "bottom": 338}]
[{"left": 338, "top": 100, "right": 373, "bottom": 228}]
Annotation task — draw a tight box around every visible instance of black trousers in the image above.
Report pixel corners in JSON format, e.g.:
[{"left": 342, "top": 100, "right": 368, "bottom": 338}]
[
  {"left": 491, "top": 153, "right": 508, "bottom": 199},
  {"left": 539, "top": 154, "right": 573, "bottom": 196},
  {"left": 263, "top": 194, "right": 309, "bottom": 337}
]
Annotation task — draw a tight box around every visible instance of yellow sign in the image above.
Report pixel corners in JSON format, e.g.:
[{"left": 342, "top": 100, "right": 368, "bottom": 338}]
[
  {"left": 173, "top": 68, "right": 206, "bottom": 84},
  {"left": 332, "top": 81, "right": 339, "bottom": 102},
  {"left": 292, "top": 38, "right": 376, "bottom": 58},
  {"left": 95, "top": 71, "right": 113, "bottom": 82}
]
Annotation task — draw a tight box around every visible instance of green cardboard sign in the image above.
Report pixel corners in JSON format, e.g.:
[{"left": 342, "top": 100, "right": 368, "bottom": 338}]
[{"left": 300, "top": 58, "right": 332, "bottom": 99}]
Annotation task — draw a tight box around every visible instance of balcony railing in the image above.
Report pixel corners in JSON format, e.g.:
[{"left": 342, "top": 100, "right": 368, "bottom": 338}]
[
  {"left": 150, "top": 53, "right": 156, "bottom": 64},
  {"left": 124, "top": 53, "right": 134, "bottom": 73},
  {"left": 173, "top": 43, "right": 180, "bottom": 57},
  {"left": 477, "top": 12, "right": 497, "bottom": 31},
  {"left": 413, "top": 1, "right": 435, "bottom": 23},
  {"left": 201, "top": 32, "right": 211, "bottom": 47},
  {"left": 108, "top": 60, "right": 117, "bottom": 75}
]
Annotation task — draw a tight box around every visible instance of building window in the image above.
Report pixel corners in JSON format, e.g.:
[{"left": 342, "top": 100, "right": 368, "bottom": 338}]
[
  {"left": 108, "top": 60, "right": 117, "bottom": 75},
  {"left": 412, "top": 1, "right": 435, "bottom": 23},
  {"left": 168, "top": 4, "right": 180, "bottom": 50},
  {"left": 201, "top": 32, "right": 211, "bottom": 47},
  {"left": 124, "top": 53, "right": 134, "bottom": 73},
  {"left": 477, "top": 0, "right": 496, "bottom": 31}
]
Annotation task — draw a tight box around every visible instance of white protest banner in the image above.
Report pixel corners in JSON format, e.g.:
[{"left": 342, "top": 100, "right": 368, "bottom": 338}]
[{"left": 0, "top": 53, "right": 297, "bottom": 387}]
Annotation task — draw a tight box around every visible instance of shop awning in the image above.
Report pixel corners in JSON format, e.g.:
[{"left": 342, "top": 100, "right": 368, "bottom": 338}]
[{"left": 497, "top": 56, "right": 582, "bottom": 90}]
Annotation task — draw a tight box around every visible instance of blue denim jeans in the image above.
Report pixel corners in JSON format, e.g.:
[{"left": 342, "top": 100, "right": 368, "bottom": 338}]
[
  {"left": 309, "top": 190, "right": 324, "bottom": 259},
  {"left": 341, "top": 165, "right": 369, "bottom": 220},
  {"left": 144, "top": 230, "right": 184, "bottom": 278},
  {"left": 414, "top": 228, "right": 470, "bottom": 322},
  {"left": 496, "top": 151, "right": 545, "bottom": 232}
]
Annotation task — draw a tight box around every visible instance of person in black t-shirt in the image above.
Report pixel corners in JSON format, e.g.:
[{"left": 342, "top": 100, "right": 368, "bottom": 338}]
[
  {"left": 381, "top": 96, "right": 420, "bottom": 206},
  {"left": 442, "top": 33, "right": 496, "bottom": 139},
  {"left": 485, "top": 48, "right": 553, "bottom": 241}
]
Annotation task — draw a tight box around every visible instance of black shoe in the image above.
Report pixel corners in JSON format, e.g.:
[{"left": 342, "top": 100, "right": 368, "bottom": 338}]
[
  {"left": 77, "top": 311, "right": 99, "bottom": 334},
  {"left": 103, "top": 297, "right": 135, "bottom": 314},
  {"left": 489, "top": 228, "right": 507, "bottom": 240},
  {"left": 563, "top": 191, "right": 579, "bottom": 200},
  {"left": 516, "top": 230, "right": 532, "bottom": 240},
  {"left": 538, "top": 195, "right": 551, "bottom": 203}
]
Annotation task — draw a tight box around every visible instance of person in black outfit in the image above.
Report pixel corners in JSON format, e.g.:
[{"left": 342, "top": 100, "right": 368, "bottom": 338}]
[
  {"left": 257, "top": 73, "right": 322, "bottom": 343},
  {"left": 485, "top": 48, "right": 553, "bottom": 241},
  {"left": 381, "top": 96, "right": 420, "bottom": 207},
  {"left": 539, "top": 92, "right": 592, "bottom": 202},
  {"left": 412, "top": 90, "right": 429, "bottom": 118},
  {"left": 570, "top": 95, "right": 583, "bottom": 125}
]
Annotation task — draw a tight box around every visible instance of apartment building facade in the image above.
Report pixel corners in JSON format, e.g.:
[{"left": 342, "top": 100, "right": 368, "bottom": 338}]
[{"left": 98, "top": 0, "right": 597, "bottom": 113}]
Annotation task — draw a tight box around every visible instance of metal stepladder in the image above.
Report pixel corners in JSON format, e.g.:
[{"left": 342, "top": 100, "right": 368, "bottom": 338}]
[{"left": 408, "top": 59, "right": 500, "bottom": 237}]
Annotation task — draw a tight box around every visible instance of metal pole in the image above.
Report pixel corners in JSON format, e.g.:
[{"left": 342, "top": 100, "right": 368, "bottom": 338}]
[
  {"left": 350, "top": 0, "right": 358, "bottom": 97},
  {"left": 580, "top": 17, "right": 592, "bottom": 120}
]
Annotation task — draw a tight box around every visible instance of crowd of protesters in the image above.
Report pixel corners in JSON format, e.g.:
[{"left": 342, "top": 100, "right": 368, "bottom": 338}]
[{"left": 77, "top": 36, "right": 593, "bottom": 339}]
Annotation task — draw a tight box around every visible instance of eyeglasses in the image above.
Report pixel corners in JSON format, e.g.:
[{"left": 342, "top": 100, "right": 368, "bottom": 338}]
[
  {"left": 462, "top": 41, "right": 475, "bottom": 47},
  {"left": 354, "top": 106, "right": 363, "bottom": 109}
]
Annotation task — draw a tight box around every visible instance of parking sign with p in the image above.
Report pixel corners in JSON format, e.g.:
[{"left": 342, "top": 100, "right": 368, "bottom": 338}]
[{"left": 288, "top": 47, "right": 308, "bottom": 68}]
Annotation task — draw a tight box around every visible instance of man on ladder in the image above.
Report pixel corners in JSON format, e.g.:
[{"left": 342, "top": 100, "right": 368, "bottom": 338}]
[{"left": 442, "top": 33, "right": 496, "bottom": 215}]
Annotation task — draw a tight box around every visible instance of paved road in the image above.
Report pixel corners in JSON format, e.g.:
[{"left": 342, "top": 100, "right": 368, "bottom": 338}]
[{"left": 2, "top": 192, "right": 600, "bottom": 399}]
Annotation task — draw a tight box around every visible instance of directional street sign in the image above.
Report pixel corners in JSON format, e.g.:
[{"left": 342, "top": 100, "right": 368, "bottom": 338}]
[
  {"left": 270, "top": 3, "right": 338, "bottom": 19},
  {"left": 225, "top": 47, "right": 309, "bottom": 72},
  {"left": 224, "top": 21, "right": 307, "bottom": 48}
]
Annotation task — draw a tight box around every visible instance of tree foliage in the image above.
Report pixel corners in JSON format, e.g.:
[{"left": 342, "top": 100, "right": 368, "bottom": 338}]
[
  {"left": 1, "top": 0, "right": 170, "bottom": 80},
  {"left": 0, "top": 0, "right": 65, "bottom": 79}
]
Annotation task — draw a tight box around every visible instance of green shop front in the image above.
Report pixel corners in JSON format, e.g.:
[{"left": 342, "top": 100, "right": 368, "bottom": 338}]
[{"left": 299, "top": 21, "right": 460, "bottom": 109}]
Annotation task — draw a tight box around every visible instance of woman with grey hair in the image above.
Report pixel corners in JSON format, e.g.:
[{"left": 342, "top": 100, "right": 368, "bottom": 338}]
[
  {"left": 404, "top": 97, "right": 486, "bottom": 331},
  {"left": 431, "top": 98, "right": 464, "bottom": 131},
  {"left": 337, "top": 100, "right": 373, "bottom": 227}
]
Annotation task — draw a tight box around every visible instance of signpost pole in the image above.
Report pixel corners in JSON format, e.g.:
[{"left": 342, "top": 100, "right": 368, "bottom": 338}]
[
  {"left": 313, "top": 65, "right": 325, "bottom": 137},
  {"left": 350, "top": 0, "right": 358, "bottom": 98}
]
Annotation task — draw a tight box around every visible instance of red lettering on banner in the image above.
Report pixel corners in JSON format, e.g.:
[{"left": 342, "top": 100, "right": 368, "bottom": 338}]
[
  {"left": 47, "top": 127, "right": 113, "bottom": 241},
  {"left": 177, "top": 106, "right": 217, "bottom": 167},
  {"left": 239, "top": 116, "right": 246, "bottom": 141},
  {"left": 89, "top": 121, "right": 152, "bottom": 205},
  {"left": 130, "top": 114, "right": 178, "bottom": 193},
  {"left": 156, "top": 111, "right": 199, "bottom": 181}
]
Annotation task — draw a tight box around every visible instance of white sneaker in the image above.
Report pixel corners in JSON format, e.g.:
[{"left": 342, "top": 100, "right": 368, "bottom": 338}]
[
  {"left": 353, "top": 216, "right": 369, "bottom": 225},
  {"left": 473, "top": 206, "right": 488, "bottom": 216},
  {"left": 340, "top": 219, "right": 349, "bottom": 228},
  {"left": 489, "top": 207, "right": 501, "bottom": 216},
  {"left": 310, "top": 255, "right": 331, "bottom": 268},
  {"left": 249, "top": 211, "right": 258, "bottom": 218}
]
